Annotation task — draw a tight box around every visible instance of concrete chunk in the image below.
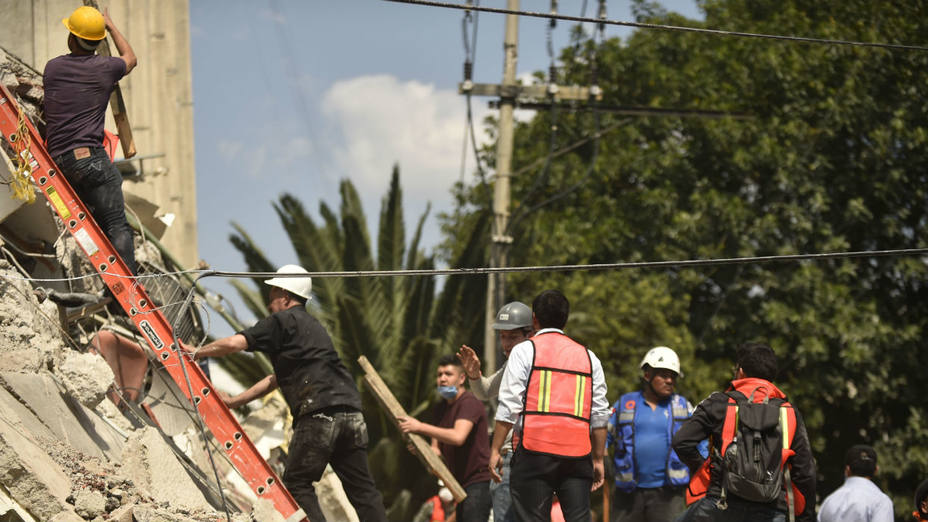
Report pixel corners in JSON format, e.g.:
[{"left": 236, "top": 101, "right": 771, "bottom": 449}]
[
  {"left": 120, "top": 427, "right": 213, "bottom": 511},
  {"left": 73, "top": 489, "right": 106, "bottom": 519},
  {"left": 56, "top": 351, "right": 115, "bottom": 409}
]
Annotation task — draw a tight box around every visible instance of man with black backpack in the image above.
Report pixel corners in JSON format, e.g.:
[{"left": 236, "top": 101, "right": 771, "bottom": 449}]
[{"left": 671, "top": 342, "right": 816, "bottom": 522}]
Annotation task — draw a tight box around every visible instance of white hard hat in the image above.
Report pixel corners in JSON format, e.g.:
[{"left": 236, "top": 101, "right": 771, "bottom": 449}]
[
  {"left": 640, "top": 346, "right": 681, "bottom": 376},
  {"left": 264, "top": 264, "right": 313, "bottom": 300}
]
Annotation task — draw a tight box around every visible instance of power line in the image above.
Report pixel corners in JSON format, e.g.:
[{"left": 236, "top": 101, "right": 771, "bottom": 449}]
[
  {"left": 384, "top": 0, "right": 928, "bottom": 52},
  {"left": 6, "top": 248, "right": 924, "bottom": 284}
]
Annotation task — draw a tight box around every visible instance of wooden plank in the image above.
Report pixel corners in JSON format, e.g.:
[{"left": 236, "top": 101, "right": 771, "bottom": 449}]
[
  {"left": 357, "top": 356, "right": 467, "bottom": 503},
  {"left": 83, "top": 0, "right": 137, "bottom": 158}
]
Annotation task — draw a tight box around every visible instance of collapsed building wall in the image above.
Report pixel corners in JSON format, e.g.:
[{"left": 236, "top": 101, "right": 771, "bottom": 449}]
[{"left": 0, "top": 45, "right": 359, "bottom": 522}]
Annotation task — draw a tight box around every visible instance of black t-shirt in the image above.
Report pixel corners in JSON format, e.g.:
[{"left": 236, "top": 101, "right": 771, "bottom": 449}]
[
  {"left": 434, "top": 391, "right": 491, "bottom": 487},
  {"left": 239, "top": 306, "right": 361, "bottom": 415}
]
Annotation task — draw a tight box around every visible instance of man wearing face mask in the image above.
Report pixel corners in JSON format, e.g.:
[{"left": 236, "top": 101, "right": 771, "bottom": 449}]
[
  {"left": 456, "top": 301, "right": 534, "bottom": 522},
  {"left": 398, "top": 355, "right": 492, "bottom": 522}
]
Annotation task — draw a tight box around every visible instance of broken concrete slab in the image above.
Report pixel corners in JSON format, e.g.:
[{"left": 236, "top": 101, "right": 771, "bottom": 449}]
[
  {"left": 120, "top": 427, "right": 214, "bottom": 511},
  {"left": 144, "top": 367, "right": 195, "bottom": 437},
  {"left": 0, "top": 380, "right": 63, "bottom": 447},
  {"left": 0, "top": 482, "right": 36, "bottom": 522},
  {"left": 0, "top": 371, "right": 125, "bottom": 462},
  {"left": 0, "top": 392, "right": 75, "bottom": 519}
]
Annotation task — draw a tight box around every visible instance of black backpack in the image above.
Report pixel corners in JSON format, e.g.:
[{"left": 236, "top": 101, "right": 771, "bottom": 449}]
[{"left": 714, "top": 389, "right": 796, "bottom": 519}]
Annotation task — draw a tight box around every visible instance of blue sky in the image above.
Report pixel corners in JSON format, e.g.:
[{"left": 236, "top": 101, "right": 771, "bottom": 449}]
[{"left": 190, "top": 0, "right": 702, "bottom": 335}]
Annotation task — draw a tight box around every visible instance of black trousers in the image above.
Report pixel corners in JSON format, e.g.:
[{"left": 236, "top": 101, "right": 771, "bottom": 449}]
[
  {"left": 510, "top": 448, "right": 593, "bottom": 522},
  {"left": 55, "top": 146, "right": 137, "bottom": 274},
  {"left": 284, "top": 408, "right": 386, "bottom": 522},
  {"left": 457, "top": 480, "right": 492, "bottom": 522}
]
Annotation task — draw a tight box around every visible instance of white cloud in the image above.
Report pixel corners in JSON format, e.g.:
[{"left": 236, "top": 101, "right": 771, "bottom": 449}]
[{"left": 320, "top": 75, "right": 492, "bottom": 210}]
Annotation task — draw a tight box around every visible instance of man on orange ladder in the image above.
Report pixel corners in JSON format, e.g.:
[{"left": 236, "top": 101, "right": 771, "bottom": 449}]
[
  {"left": 44, "top": 6, "right": 138, "bottom": 274},
  {"left": 186, "top": 265, "right": 388, "bottom": 522}
]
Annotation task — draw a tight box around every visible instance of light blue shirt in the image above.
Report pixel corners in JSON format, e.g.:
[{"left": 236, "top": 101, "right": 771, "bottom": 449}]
[
  {"left": 632, "top": 396, "right": 674, "bottom": 488},
  {"left": 818, "top": 476, "right": 894, "bottom": 522},
  {"left": 495, "top": 328, "right": 610, "bottom": 430}
]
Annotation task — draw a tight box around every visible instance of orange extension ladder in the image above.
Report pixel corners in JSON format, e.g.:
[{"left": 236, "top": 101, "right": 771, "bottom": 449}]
[{"left": 0, "top": 84, "right": 307, "bottom": 522}]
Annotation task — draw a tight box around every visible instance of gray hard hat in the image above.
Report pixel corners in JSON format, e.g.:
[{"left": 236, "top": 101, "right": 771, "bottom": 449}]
[{"left": 492, "top": 301, "right": 532, "bottom": 330}]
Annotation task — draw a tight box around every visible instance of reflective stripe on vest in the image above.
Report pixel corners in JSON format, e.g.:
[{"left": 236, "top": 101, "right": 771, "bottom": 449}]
[{"left": 521, "top": 332, "right": 593, "bottom": 458}]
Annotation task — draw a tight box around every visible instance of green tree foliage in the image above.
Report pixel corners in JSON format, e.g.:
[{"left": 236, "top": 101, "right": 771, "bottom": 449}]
[
  {"left": 443, "top": 0, "right": 928, "bottom": 516},
  {"left": 226, "top": 166, "right": 487, "bottom": 520}
]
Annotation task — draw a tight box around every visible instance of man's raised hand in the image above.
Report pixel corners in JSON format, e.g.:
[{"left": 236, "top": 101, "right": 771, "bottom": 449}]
[{"left": 456, "top": 345, "right": 482, "bottom": 380}]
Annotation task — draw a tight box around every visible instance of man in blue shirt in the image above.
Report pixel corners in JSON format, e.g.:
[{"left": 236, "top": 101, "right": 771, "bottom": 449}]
[
  {"left": 607, "top": 347, "right": 704, "bottom": 522},
  {"left": 818, "top": 445, "right": 893, "bottom": 522}
]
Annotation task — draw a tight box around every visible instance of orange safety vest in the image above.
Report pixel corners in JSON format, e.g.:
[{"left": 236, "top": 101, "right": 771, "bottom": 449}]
[
  {"left": 685, "top": 396, "right": 805, "bottom": 516},
  {"left": 520, "top": 331, "right": 593, "bottom": 458}
]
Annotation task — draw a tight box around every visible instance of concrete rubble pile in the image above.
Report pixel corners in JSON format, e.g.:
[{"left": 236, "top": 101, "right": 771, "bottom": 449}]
[{"left": 0, "top": 47, "right": 359, "bottom": 522}]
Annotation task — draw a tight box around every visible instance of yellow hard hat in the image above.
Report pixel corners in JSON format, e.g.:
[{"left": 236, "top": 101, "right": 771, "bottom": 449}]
[{"left": 62, "top": 6, "right": 106, "bottom": 41}]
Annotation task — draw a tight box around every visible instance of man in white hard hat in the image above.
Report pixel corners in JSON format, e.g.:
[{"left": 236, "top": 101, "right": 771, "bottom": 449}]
[
  {"left": 605, "top": 346, "right": 705, "bottom": 522},
  {"left": 187, "top": 265, "right": 386, "bottom": 522},
  {"left": 456, "top": 300, "right": 534, "bottom": 522}
]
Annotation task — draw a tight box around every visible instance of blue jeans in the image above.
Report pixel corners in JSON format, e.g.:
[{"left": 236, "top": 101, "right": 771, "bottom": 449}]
[
  {"left": 285, "top": 408, "right": 386, "bottom": 522},
  {"left": 674, "top": 496, "right": 785, "bottom": 522},
  {"left": 55, "top": 146, "right": 136, "bottom": 274},
  {"left": 489, "top": 451, "right": 515, "bottom": 522}
]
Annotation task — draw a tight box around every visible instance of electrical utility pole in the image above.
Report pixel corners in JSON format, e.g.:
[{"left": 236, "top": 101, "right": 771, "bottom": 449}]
[{"left": 460, "top": 0, "right": 602, "bottom": 373}]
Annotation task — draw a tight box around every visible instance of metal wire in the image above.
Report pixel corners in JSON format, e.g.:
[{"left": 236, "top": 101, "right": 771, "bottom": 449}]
[
  {"left": 3, "top": 247, "right": 927, "bottom": 285},
  {"left": 192, "top": 248, "right": 928, "bottom": 280},
  {"left": 383, "top": 0, "right": 928, "bottom": 52}
]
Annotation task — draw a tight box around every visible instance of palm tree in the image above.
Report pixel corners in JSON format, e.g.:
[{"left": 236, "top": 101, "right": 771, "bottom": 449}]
[{"left": 223, "top": 165, "right": 488, "bottom": 520}]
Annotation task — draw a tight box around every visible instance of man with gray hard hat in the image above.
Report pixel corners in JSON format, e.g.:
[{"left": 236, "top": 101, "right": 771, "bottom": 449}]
[
  {"left": 456, "top": 301, "right": 534, "bottom": 522},
  {"left": 186, "top": 264, "right": 386, "bottom": 522},
  {"left": 606, "top": 346, "right": 705, "bottom": 522}
]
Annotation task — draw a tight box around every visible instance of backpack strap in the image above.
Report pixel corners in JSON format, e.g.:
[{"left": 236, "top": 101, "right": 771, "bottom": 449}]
[
  {"left": 714, "top": 395, "right": 740, "bottom": 510},
  {"left": 719, "top": 395, "right": 739, "bottom": 456}
]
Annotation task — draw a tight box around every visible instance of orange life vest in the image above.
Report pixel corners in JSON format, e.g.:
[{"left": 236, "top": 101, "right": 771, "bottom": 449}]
[
  {"left": 520, "top": 331, "right": 593, "bottom": 458},
  {"left": 685, "top": 394, "right": 805, "bottom": 516}
]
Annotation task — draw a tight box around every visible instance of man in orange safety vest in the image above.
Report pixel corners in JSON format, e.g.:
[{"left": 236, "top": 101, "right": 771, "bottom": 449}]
[{"left": 488, "top": 289, "right": 611, "bottom": 521}]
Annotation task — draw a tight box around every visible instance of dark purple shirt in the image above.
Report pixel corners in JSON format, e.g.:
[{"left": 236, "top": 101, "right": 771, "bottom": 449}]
[
  {"left": 434, "top": 391, "right": 491, "bottom": 487},
  {"left": 43, "top": 54, "right": 126, "bottom": 158}
]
